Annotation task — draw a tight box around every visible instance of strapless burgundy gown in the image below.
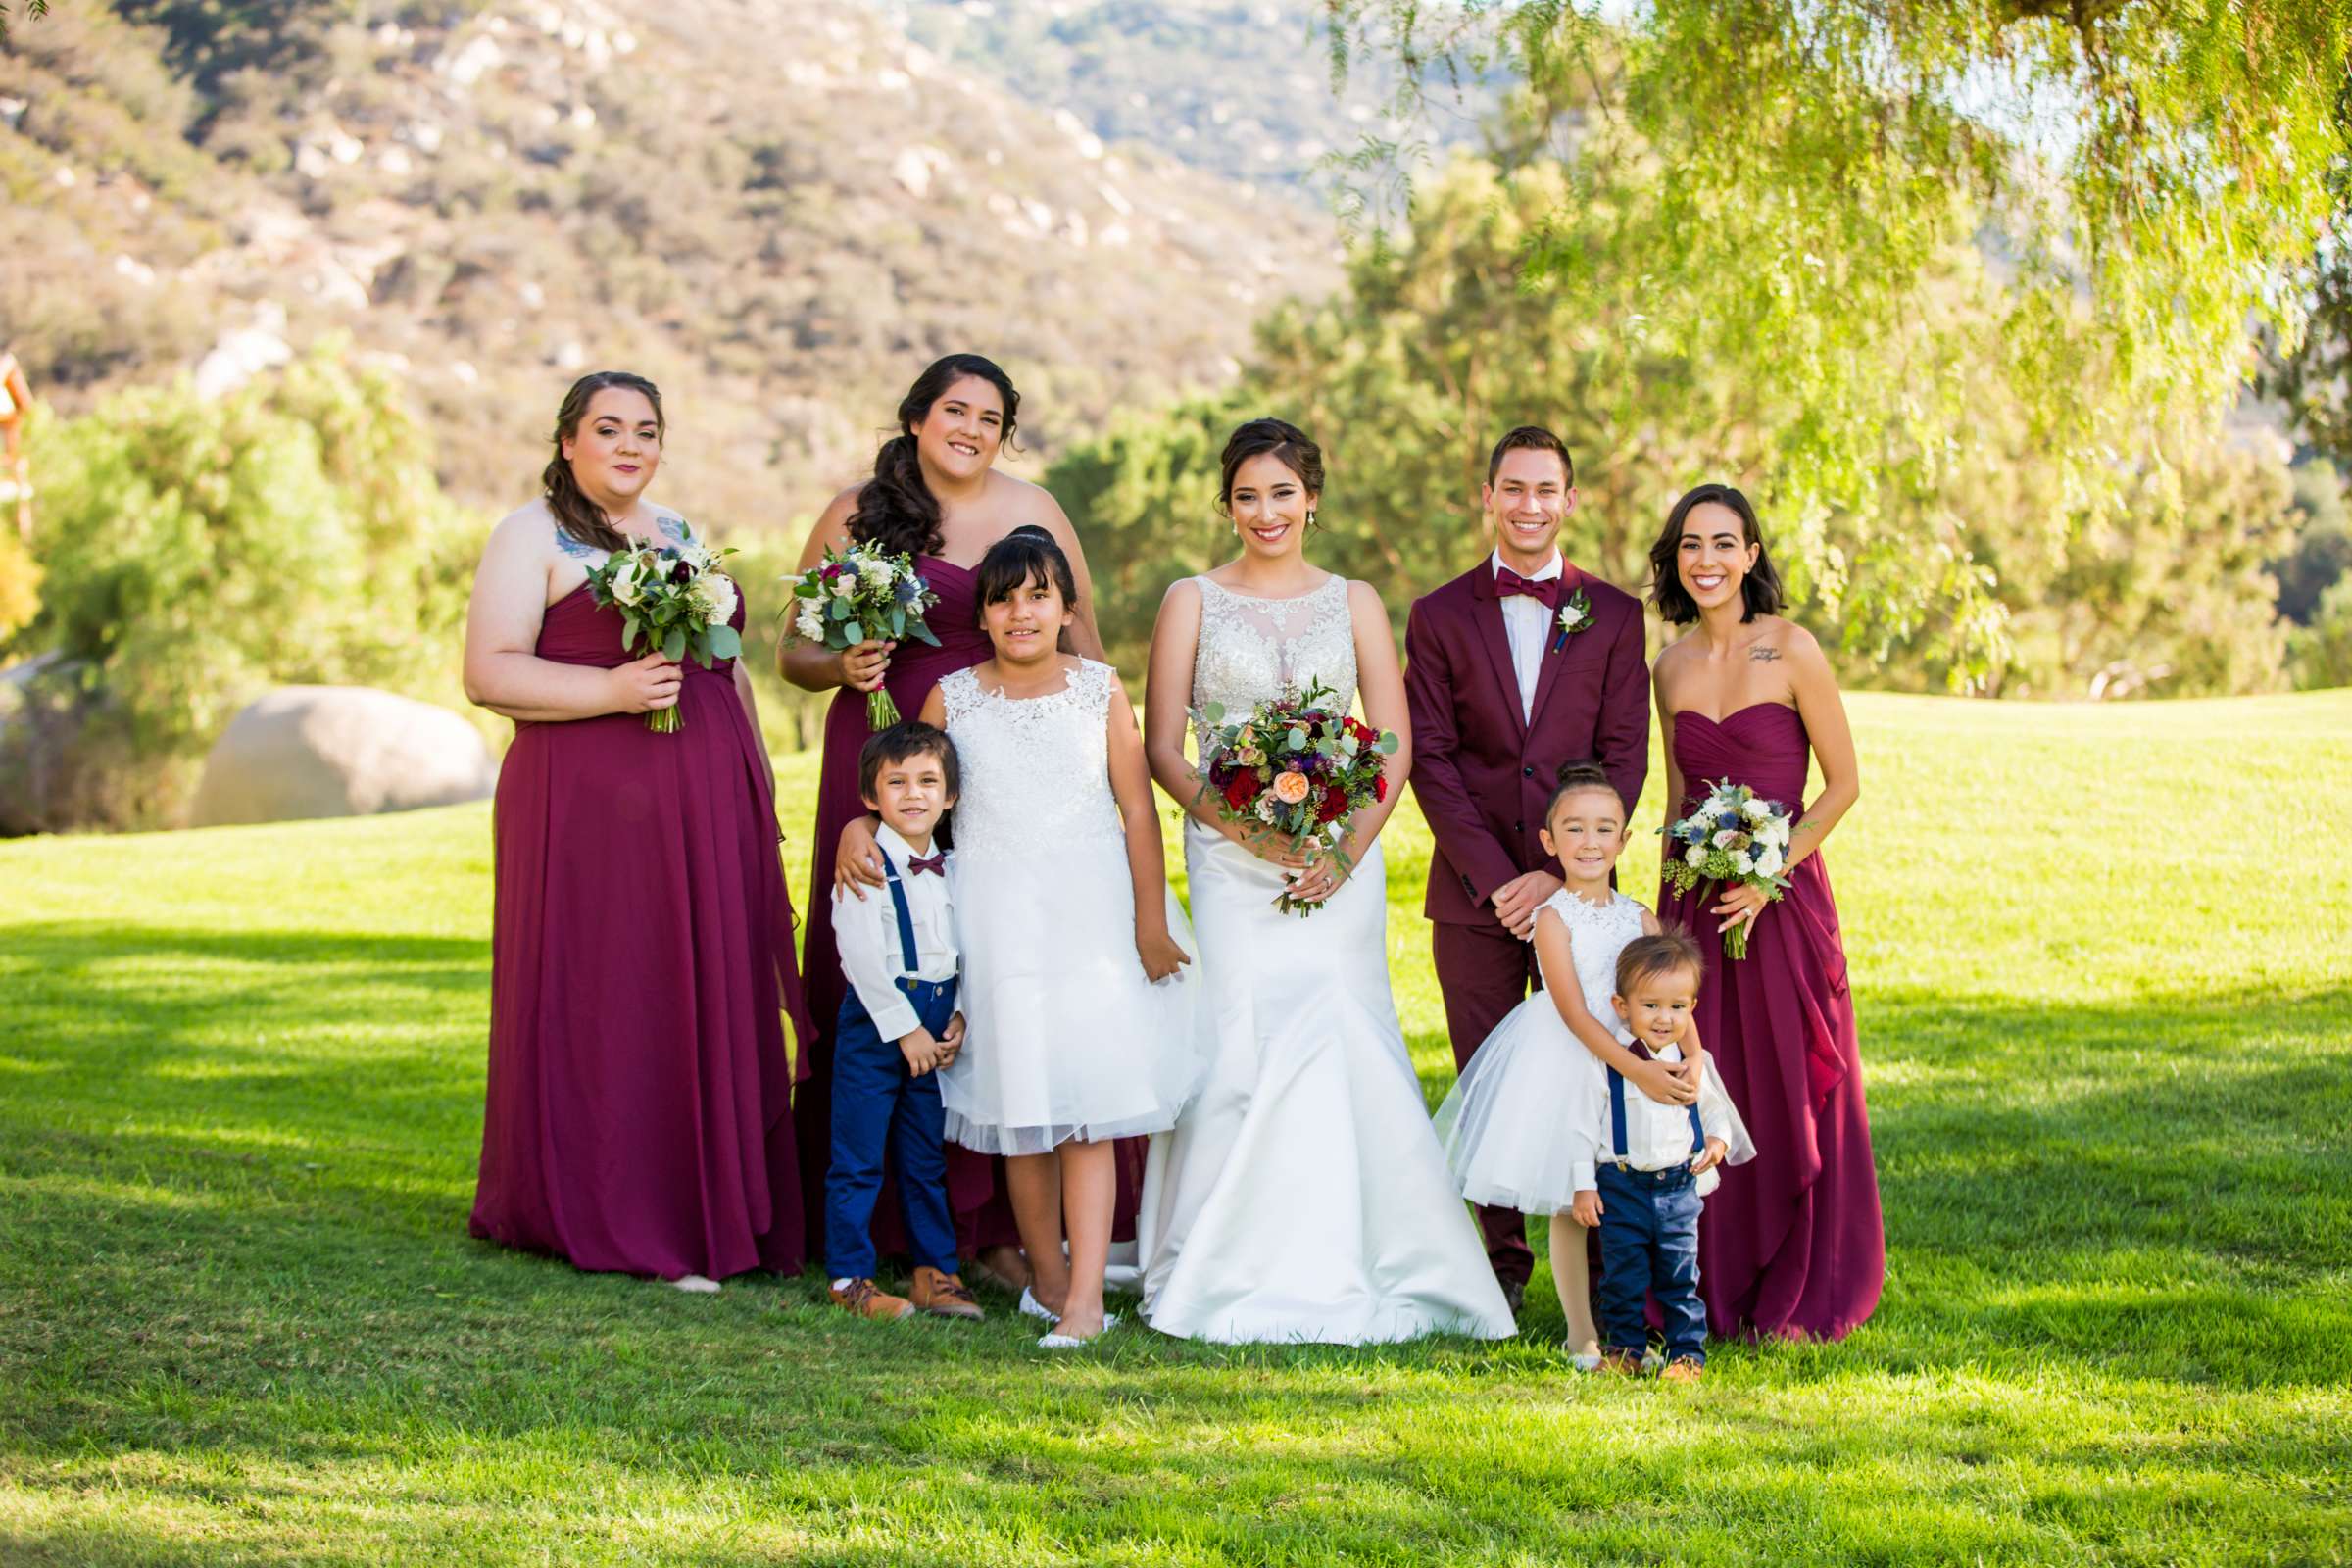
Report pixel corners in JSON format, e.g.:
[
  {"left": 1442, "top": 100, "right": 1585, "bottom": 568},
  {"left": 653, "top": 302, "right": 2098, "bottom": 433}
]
[
  {"left": 1659, "top": 702, "right": 1884, "bottom": 1341},
  {"left": 795, "top": 556, "right": 1146, "bottom": 1260},
  {"left": 471, "top": 585, "right": 812, "bottom": 1280}
]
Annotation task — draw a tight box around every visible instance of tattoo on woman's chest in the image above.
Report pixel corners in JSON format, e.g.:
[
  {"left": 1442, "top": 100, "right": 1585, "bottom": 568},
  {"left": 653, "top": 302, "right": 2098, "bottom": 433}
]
[{"left": 1748, "top": 646, "right": 1783, "bottom": 663}]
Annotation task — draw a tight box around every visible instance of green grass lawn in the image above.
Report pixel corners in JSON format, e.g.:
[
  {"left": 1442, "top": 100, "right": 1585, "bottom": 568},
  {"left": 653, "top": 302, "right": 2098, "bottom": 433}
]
[{"left": 3, "top": 690, "right": 2348, "bottom": 1565}]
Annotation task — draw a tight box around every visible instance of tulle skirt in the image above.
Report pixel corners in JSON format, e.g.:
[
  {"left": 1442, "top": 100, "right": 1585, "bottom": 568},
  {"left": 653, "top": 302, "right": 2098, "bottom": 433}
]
[
  {"left": 940, "top": 840, "right": 1206, "bottom": 1156},
  {"left": 1432, "top": 990, "right": 1605, "bottom": 1216}
]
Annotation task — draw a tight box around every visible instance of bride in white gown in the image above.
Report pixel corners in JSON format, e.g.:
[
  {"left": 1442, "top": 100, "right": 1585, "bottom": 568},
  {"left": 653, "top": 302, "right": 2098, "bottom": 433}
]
[{"left": 1136, "top": 418, "right": 1515, "bottom": 1345}]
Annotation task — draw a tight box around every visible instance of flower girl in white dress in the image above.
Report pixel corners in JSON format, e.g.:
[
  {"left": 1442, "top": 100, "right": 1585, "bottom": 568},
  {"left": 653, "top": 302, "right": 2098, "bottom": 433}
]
[
  {"left": 919, "top": 526, "right": 1203, "bottom": 1348},
  {"left": 1434, "top": 761, "right": 1740, "bottom": 1366}
]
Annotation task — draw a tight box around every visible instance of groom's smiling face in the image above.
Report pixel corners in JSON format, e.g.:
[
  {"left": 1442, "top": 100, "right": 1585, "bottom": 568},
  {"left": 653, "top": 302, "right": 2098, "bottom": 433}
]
[{"left": 1483, "top": 448, "right": 1575, "bottom": 570}]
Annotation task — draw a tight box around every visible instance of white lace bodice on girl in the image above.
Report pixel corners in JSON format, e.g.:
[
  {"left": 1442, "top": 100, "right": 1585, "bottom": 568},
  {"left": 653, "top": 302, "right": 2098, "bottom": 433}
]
[
  {"left": 1187, "top": 574, "right": 1356, "bottom": 748},
  {"left": 938, "top": 659, "right": 1124, "bottom": 858},
  {"left": 1544, "top": 889, "right": 1649, "bottom": 1041}
]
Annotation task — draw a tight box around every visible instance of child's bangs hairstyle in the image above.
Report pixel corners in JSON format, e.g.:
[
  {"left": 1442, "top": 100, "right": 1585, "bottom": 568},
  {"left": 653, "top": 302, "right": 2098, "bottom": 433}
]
[
  {"left": 972, "top": 524, "right": 1078, "bottom": 621},
  {"left": 1544, "top": 759, "right": 1624, "bottom": 826},
  {"left": 1648, "top": 482, "right": 1786, "bottom": 626},
  {"left": 1615, "top": 928, "right": 1705, "bottom": 999},
  {"left": 858, "top": 720, "right": 960, "bottom": 804}
]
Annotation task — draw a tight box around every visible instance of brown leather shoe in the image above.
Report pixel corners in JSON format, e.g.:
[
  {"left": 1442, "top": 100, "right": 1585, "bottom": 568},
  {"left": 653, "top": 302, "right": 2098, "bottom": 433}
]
[
  {"left": 1597, "top": 1348, "right": 1643, "bottom": 1376},
  {"left": 830, "top": 1278, "right": 914, "bottom": 1321},
  {"left": 1658, "top": 1357, "right": 1705, "bottom": 1384},
  {"left": 910, "top": 1266, "right": 984, "bottom": 1321}
]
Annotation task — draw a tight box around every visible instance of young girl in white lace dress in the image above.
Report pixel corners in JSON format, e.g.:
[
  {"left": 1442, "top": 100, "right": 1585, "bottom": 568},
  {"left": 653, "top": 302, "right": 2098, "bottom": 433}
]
[
  {"left": 1434, "top": 761, "right": 1726, "bottom": 1367},
  {"left": 918, "top": 526, "right": 1202, "bottom": 1348}
]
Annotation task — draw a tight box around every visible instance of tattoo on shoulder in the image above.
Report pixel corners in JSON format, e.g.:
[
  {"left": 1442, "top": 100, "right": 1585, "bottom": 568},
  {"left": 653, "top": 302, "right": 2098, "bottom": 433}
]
[
  {"left": 553, "top": 524, "right": 596, "bottom": 559},
  {"left": 658, "top": 514, "right": 691, "bottom": 544},
  {"left": 1748, "top": 646, "right": 1783, "bottom": 663}
]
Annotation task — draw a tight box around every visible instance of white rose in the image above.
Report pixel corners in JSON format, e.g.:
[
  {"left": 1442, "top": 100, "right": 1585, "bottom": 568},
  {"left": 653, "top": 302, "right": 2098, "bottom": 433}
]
[
  {"left": 831, "top": 573, "right": 858, "bottom": 600},
  {"left": 859, "top": 559, "right": 894, "bottom": 590},
  {"left": 1712, "top": 828, "right": 1741, "bottom": 849},
  {"left": 1557, "top": 602, "right": 1586, "bottom": 631},
  {"left": 609, "top": 563, "right": 642, "bottom": 606},
  {"left": 1731, "top": 850, "right": 1755, "bottom": 876},
  {"left": 1755, "top": 846, "right": 1785, "bottom": 877},
  {"left": 795, "top": 603, "right": 826, "bottom": 642},
  {"left": 1684, "top": 844, "right": 1707, "bottom": 866},
  {"left": 1760, "top": 819, "right": 1791, "bottom": 846},
  {"left": 1741, "top": 798, "right": 1772, "bottom": 822},
  {"left": 701, "top": 572, "right": 740, "bottom": 624},
  {"left": 1254, "top": 795, "right": 1279, "bottom": 824}
]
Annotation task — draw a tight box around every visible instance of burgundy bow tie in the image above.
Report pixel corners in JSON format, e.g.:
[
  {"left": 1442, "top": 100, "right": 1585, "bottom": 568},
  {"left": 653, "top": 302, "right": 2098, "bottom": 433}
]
[
  {"left": 906, "top": 853, "right": 947, "bottom": 877},
  {"left": 1496, "top": 568, "right": 1560, "bottom": 607}
]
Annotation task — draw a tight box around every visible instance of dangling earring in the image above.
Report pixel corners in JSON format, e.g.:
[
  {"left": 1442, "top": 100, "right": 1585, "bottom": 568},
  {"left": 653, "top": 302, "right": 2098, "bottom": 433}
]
[{"left": 1306, "top": 510, "right": 1317, "bottom": 530}]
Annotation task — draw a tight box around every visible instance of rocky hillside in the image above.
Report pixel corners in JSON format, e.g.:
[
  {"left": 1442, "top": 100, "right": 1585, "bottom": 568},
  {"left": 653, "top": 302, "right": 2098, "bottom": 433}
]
[{"left": 0, "top": 0, "right": 1338, "bottom": 531}]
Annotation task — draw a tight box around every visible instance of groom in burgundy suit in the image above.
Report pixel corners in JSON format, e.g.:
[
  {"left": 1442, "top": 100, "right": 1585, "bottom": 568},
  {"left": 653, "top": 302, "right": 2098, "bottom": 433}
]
[{"left": 1404, "top": 426, "right": 1650, "bottom": 1309}]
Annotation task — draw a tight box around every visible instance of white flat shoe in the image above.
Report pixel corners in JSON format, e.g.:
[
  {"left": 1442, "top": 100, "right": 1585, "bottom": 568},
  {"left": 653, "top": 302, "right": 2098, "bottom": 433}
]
[
  {"left": 667, "top": 1274, "right": 720, "bottom": 1295},
  {"left": 1567, "top": 1349, "right": 1602, "bottom": 1372},
  {"left": 1038, "top": 1312, "right": 1119, "bottom": 1350},
  {"left": 1017, "top": 1287, "right": 1057, "bottom": 1323}
]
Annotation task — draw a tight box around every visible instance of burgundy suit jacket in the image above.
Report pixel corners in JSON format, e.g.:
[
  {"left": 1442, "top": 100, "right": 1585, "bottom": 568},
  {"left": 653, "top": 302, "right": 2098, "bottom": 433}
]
[{"left": 1404, "top": 558, "right": 1650, "bottom": 925}]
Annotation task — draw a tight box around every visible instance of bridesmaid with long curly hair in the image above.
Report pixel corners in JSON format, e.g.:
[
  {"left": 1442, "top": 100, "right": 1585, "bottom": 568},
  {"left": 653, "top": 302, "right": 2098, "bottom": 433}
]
[
  {"left": 782, "top": 354, "right": 1112, "bottom": 1294},
  {"left": 466, "top": 370, "right": 812, "bottom": 1291}
]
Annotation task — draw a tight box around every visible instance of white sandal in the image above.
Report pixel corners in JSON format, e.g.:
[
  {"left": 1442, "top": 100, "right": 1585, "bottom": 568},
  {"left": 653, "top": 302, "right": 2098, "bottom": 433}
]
[
  {"left": 1017, "top": 1287, "right": 1057, "bottom": 1323},
  {"left": 1038, "top": 1312, "right": 1119, "bottom": 1349}
]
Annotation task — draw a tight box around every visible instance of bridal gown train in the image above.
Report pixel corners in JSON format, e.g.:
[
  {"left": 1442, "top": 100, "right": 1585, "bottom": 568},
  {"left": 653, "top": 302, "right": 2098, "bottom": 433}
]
[{"left": 1137, "top": 575, "right": 1515, "bottom": 1344}]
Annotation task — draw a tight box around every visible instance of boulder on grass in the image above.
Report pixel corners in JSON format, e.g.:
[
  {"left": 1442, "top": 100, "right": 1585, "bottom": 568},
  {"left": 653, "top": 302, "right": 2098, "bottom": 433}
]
[{"left": 189, "top": 685, "right": 497, "bottom": 828}]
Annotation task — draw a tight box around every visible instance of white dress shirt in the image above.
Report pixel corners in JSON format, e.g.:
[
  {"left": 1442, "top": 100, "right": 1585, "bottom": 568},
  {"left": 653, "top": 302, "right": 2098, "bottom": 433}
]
[
  {"left": 1490, "top": 549, "right": 1562, "bottom": 722},
  {"left": 829, "top": 822, "right": 960, "bottom": 1041},
  {"left": 1573, "top": 1041, "right": 1755, "bottom": 1194}
]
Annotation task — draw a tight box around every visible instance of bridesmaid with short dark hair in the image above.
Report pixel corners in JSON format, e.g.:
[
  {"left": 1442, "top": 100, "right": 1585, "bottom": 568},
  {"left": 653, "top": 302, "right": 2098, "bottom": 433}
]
[
  {"left": 465, "top": 370, "right": 812, "bottom": 1291},
  {"left": 1648, "top": 482, "right": 1885, "bottom": 1341}
]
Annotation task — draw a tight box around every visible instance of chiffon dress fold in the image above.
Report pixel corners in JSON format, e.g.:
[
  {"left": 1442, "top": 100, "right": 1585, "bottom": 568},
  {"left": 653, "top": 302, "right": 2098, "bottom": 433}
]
[{"left": 471, "top": 582, "right": 811, "bottom": 1280}]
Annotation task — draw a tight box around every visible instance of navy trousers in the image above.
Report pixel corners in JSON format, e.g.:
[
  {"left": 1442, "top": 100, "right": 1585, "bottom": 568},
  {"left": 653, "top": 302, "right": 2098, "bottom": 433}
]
[
  {"left": 1594, "top": 1163, "right": 1708, "bottom": 1364},
  {"left": 824, "top": 978, "right": 959, "bottom": 1281}
]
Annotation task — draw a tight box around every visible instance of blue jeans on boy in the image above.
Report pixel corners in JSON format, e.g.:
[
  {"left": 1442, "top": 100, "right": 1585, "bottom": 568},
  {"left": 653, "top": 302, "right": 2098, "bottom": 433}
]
[
  {"left": 1593, "top": 1163, "right": 1708, "bottom": 1365},
  {"left": 824, "top": 977, "right": 959, "bottom": 1281}
]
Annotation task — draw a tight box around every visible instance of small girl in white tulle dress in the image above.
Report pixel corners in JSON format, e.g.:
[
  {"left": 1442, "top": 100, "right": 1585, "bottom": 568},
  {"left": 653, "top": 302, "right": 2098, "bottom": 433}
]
[
  {"left": 917, "top": 526, "right": 1203, "bottom": 1348},
  {"left": 1434, "top": 760, "right": 1728, "bottom": 1367}
]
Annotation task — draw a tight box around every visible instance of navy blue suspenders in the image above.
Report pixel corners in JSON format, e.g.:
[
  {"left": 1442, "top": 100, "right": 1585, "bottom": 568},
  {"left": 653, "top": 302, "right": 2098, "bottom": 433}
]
[
  {"left": 1607, "top": 1054, "right": 1707, "bottom": 1171},
  {"left": 879, "top": 852, "right": 920, "bottom": 973}
]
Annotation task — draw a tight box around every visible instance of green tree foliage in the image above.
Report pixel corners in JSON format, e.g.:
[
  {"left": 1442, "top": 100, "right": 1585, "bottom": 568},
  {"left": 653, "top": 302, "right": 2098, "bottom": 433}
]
[
  {"left": 1315, "top": 0, "right": 2350, "bottom": 661},
  {"left": 2290, "top": 576, "right": 2352, "bottom": 690},
  {"left": 0, "top": 344, "right": 477, "bottom": 830},
  {"left": 2272, "top": 460, "right": 2352, "bottom": 627},
  {"left": 1052, "top": 156, "right": 2296, "bottom": 697}
]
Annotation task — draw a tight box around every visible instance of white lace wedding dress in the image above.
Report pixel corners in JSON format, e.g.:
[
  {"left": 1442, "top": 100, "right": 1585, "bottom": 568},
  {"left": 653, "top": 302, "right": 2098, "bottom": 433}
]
[{"left": 1136, "top": 575, "right": 1516, "bottom": 1344}]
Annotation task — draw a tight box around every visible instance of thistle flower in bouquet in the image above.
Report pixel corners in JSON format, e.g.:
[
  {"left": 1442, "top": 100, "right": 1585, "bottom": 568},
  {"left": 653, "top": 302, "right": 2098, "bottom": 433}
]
[
  {"left": 783, "top": 545, "right": 942, "bottom": 729},
  {"left": 583, "top": 528, "right": 743, "bottom": 734},
  {"left": 1661, "top": 778, "right": 1794, "bottom": 959},
  {"left": 1191, "top": 678, "right": 1399, "bottom": 917}
]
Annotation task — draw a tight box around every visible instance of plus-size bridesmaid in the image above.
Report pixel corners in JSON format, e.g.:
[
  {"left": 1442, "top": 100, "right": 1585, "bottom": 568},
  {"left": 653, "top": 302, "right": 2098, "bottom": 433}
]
[
  {"left": 465, "top": 371, "right": 812, "bottom": 1289},
  {"left": 1648, "top": 483, "right": 1884, "bottom": 1342},
  {"left": 780, "top": 355, "right": 1130, "bottom": 1288}
]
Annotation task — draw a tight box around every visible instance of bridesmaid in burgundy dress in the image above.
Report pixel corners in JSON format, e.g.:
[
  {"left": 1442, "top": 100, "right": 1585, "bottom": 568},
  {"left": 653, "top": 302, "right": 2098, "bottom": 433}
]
[
  {"left": 780, "top": 355, "right": 1113, "bottom": 1294},
  {"left": 465, "top": 371, "right": 813, "bottom": 1291},
  {"left": 1648, "top": 483, "right": 1885, "bottom": 1341}
]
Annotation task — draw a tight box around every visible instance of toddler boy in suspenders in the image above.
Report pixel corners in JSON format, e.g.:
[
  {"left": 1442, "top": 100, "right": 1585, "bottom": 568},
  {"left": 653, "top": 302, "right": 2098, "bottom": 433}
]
[
  {"left": 825, "top": 723, "right": 984, "bottom": 1322},
  {"left": 1569, "top": 931, "right": 1755, "bottom": 1379}
]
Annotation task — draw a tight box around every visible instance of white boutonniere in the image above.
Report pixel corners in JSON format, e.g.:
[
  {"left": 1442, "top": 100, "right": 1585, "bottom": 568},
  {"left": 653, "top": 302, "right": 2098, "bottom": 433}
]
[{"left": 1550, "top": 588, "right": 1592, "bottom": 652}]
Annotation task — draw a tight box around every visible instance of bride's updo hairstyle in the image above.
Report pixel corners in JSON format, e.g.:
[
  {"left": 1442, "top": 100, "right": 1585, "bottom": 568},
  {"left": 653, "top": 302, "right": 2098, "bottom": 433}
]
[
  {"left": 544, "top": 369, "right": 663, "bottom": 555},
  {"left": 1217, "top": 416, "right": 1324, "bottom": 522},
  {"left": 850, "top": 354, "right": 1023, "bottom": 560},
  {"left": 1648, "top": 482, "right": 1786, "bottom": 625},
  {"left": 1544, "top": 758, "right": 1625, "bottom": 825},
  {"left": 972, "top": 524, "right": 1078, "bottom": 622}
]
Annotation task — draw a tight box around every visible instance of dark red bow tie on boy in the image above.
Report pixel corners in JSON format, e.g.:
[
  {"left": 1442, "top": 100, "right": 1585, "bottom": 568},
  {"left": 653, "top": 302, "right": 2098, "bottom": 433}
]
[{"left": 906, "top": 853, "right": 947, "bottom": 877}]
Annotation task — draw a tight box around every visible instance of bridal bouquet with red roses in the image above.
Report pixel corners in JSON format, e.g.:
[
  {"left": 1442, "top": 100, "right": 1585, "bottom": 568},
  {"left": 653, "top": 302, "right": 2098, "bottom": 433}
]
[{"left": 1192, "top": 678, "right": 1400, "bottom": 916}]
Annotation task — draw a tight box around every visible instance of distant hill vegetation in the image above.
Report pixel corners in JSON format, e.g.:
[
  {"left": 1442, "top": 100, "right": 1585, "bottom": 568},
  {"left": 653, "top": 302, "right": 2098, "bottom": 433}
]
[{"left": 0, "top": 0, "right": 1339, "bottom": 529}]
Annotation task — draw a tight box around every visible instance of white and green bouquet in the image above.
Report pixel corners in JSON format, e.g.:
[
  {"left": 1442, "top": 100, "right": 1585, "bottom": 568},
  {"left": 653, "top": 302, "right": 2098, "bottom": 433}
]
[
  {"left": 783, "top": 544, "right": 942, "bottom": 729},
  {"left": 583, "top": 531, "right": 742, "bottom": 734},
  {"left": 1660, "top": 778, "right": 1794, "bottom": 959}
]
